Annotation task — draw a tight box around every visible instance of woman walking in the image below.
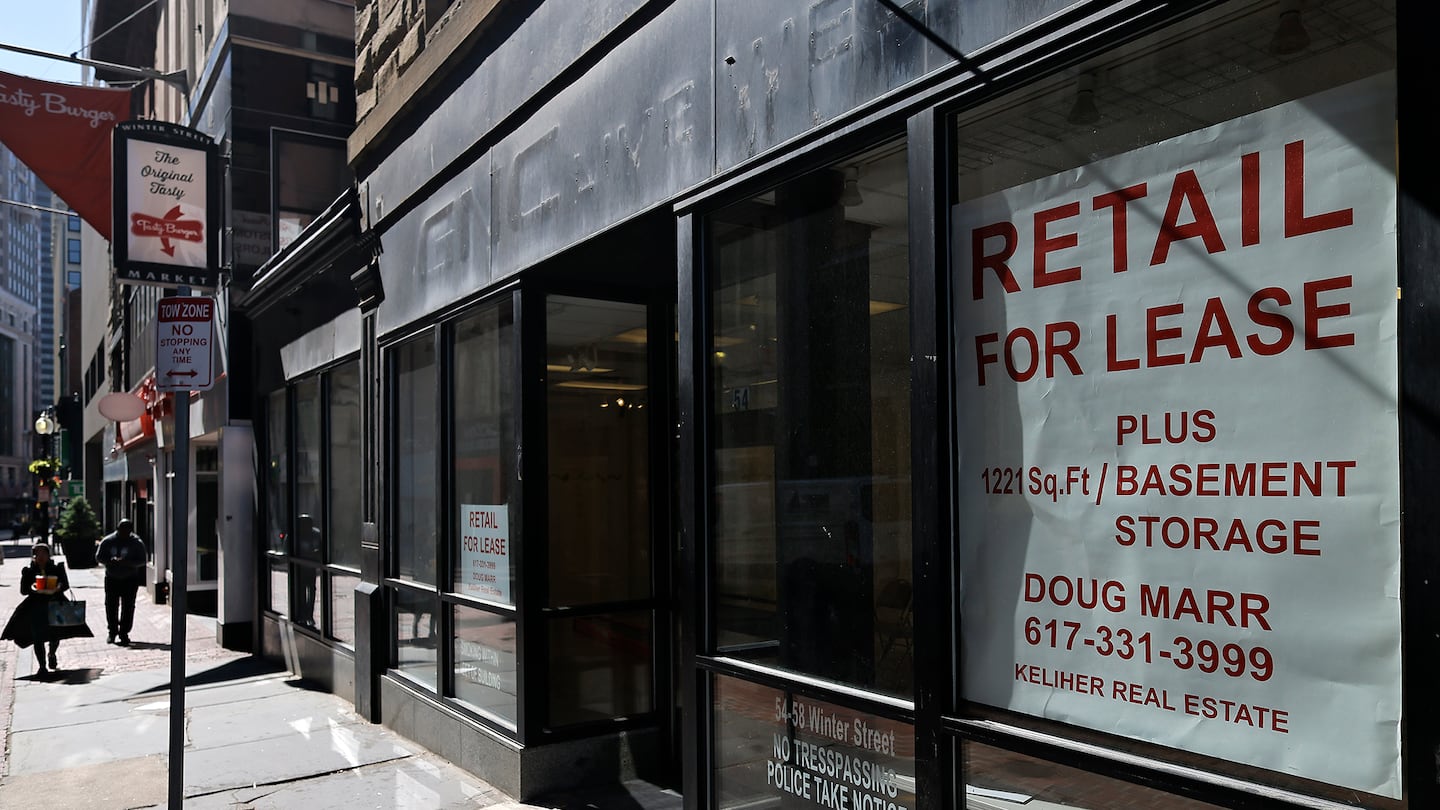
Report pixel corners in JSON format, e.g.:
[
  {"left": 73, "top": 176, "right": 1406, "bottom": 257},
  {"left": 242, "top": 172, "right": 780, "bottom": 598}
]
[{"left": 2, "top": 542, "right": 94, "bottom": 674}]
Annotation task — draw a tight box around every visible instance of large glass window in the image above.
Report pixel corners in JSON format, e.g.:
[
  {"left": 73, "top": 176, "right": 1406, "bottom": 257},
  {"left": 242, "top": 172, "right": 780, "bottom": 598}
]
[
  {"left": 452, "top": 305, "right": 516, "bottom": 604},
  {"left": 262, "top": 360, "right": 363, "bottom": 644},
  {"left": 387, "top": 296, "right": 522, "bottom": 719},
  {"left": 544, "top": 295, "right": 656, "bottom": 727},
  {"left": 328, "top": 362, "right": 363, "bottom": 644},
  {"left": 708, "top": 142, "right": 913, "bottom": 697},
  {"left": 394, "top": 335, "right": 438, "bottom": 585},
  {"left": 264, "top": 388, "right": 289, "bottom": 621},
  {"left": 449, "top": 299, "right": 519, "bottom": 725},
  {"left": 713, "top": 676, "right": 917, "bottom": 809},
  {"left": 453, "top": 606, "right": 517, "bottom": 725},
  {"left": 546, "top": 296, "right": 651, "bottom": 607},
  {"left": 949, "top": 1, "right": 1398, "bottom": 805},
  {"left": 394, "top": 590, "right": 439, "bottom": 689},
  {"left": 292, "top": 378, "right": 324, "bottom": 631}
]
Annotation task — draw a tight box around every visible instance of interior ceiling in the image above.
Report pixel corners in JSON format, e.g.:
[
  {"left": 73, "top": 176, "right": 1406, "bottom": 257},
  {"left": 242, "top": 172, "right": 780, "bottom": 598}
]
[{"left": 955, "top": 0, "right": 1396, "bottom": 191}]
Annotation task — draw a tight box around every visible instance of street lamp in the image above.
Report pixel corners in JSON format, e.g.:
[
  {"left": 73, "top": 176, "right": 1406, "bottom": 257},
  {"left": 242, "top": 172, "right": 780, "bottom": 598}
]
[{"left": 34, "top": 409, "right": 57, "bottom": 543}]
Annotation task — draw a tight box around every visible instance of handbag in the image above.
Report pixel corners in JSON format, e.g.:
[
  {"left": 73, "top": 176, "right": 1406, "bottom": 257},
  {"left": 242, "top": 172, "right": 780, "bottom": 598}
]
[{"left": 47, "top": 593, "right": 87, "bottom": 627}]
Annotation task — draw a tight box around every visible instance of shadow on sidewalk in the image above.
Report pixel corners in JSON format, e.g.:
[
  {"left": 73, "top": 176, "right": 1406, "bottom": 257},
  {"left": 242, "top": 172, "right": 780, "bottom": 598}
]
[
  {"left": 132, "top": 655, "right": 290, "bottom": 695},
  {"left": 23, "top": 667, "right": 103, "bottom": 685}
]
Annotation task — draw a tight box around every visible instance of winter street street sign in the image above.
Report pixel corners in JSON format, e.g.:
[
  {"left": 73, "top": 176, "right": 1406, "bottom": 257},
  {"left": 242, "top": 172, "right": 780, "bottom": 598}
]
[{"left": 156, "top": 297, "right": 215, "bottom": 392}]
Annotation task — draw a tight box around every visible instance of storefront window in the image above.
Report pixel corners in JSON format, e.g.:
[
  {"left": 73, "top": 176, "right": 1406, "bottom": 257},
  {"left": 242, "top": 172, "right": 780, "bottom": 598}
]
[
  {"left": 265, "top": 389, "right": 288, "bottom": 556},
  {"left": 265, "top": 389, "right": 289, "bottom": 618},
  {"left": 394, "top": 590, "right": 438, "bottom": 689},
  {"left": 394, "top": 335, "right": 438, "bottom": 584},
  {"left": 292, "top": 378, "right": 324, "bottom": 630},
  {"left": 965, "top": 741, "right": 1220, "bottom": 809},
  {"left": 548, "top": 611, "right": 653, "bottom": 726},
  {"left": 331, "top": 572, "right": 360, "bottom": 646},
  {"left": 713, "top": 675, "right": 916, "bottom": 809},
  {"left": 545, "top": 296, "right": 650, "bottom": 607},
  {"left": 329, "top": 361, "right": 363, "bottom": 569},
  {"left": 328, "top": 361, "right": 363, "bottom": 644},
  {"left": 951, "top": 1, "right": 1398, "bottom": 802},
  {"left": 708, "top": 142, "right": 913, "bottom": 697},
  {"left": 543, "top": 295, "right": 657, "bottom": 728},
  {"left": 268, "top": 559, "right": 288, "bottom": 616},
  {"left": 453, "top": 605, "right": 517, "bottom": 726},
  {"left": 453, "top": 303, "right": 516, "bottom": 604},
  {"left": 293, "top": 378, "right": 323, "bottom": 562}
]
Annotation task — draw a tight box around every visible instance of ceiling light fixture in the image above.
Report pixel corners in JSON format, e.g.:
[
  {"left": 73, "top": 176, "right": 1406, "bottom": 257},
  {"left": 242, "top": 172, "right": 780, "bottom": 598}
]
[
  {"left": 1067, "top": 72, "right": 1101, "bottom": 126},
  {"left": 840, "top": 166, "right": 864, "bottom": 207},
  {"left": 1269, "top": 0, "right": 1310, "bottom": 56}
]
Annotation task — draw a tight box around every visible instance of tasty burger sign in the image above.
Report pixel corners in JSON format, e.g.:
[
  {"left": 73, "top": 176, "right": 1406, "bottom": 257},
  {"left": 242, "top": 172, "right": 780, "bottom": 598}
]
[{"left": 112, "top": 121, "right": 221, "bottom": 289}]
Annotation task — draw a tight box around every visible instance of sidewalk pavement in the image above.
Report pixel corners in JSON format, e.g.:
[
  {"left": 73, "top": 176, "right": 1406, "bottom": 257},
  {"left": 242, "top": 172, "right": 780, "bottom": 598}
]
[{"left": 0, "top": 541, "right": 681, "bottom": 809}]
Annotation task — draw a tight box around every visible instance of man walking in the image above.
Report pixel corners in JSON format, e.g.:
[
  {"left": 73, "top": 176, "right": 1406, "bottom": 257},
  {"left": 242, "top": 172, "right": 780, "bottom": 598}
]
[{"left": 95, "top": 518, "right": 148, "bottom": 645}]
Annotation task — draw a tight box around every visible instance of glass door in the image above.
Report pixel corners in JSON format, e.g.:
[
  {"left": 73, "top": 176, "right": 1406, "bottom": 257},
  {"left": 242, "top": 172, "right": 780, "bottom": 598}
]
[{"left": 541, "top": 294, "right": 660, "bottom": 728}]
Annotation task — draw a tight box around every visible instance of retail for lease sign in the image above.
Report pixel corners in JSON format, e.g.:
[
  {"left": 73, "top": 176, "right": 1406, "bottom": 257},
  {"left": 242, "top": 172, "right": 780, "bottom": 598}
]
[
  {"left": 459, "top": 504, "right": 511, "bottom": 604},
  {"left": 952, "top": 74, "right": 1400, "bottom": 798}
]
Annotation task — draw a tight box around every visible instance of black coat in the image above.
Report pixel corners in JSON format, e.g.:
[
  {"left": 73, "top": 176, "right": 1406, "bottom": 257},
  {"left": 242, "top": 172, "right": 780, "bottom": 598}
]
[{"left": 1, "top": 560, "right": 94, "bottom": 647}]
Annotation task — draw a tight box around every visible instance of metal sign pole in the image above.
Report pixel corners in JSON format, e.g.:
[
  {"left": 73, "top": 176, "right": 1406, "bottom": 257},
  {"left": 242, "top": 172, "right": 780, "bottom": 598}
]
[
  {"left": 111, "top": 121, "right": 218, "bottom": 808},
  {"left": 168, "top": 285, "right": 192, "bottom": 809}
]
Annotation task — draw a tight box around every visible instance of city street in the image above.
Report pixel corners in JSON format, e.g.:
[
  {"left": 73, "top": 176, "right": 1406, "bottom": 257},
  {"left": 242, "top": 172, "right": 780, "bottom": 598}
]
[{"left": 0, "top": 539, "right": 678, "bottom": 809}]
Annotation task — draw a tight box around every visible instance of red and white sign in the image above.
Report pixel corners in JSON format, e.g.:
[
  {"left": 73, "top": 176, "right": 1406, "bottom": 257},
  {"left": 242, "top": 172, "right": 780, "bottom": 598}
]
[
  {"left": 459, "top": 504, "right": 511, "bottom": 605},
  {"left": 112, "top": 121, "right": 219, "bottom": 289},
  {"left": 0, "top": 70, "right": 130, "bottom": 239},
  {"left": 125, "top": 138, "right": 208, "bottom": 267},
  {"left": 952, "top": 75, "right": 1400, "bottom": 797},
  {"left": 156, "top": 297, "right": 215, "bottom": 392}
]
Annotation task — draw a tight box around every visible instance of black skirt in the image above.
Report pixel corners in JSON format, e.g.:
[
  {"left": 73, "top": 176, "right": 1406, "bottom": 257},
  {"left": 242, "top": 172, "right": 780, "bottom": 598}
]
[{"left": 1, "top": 593, "right": 95, "bottom": 648}]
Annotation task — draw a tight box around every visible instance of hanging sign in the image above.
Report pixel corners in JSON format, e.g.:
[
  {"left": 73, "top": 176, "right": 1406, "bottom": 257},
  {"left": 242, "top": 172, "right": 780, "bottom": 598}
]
[
  {"left": 112, "top": 121, "right": 221, "bottom": 289},
  {"left": 952, "top": 75, "right": 1400, "bottom": 798},
  {"left": 0, "top": 70, "right": 131, "bottom": 238},
  {"left": 156, "top": 297, "right": 215, "bottom": 392},
  {"left": 459, "top": 504, "right": 511, "bottom": 605}
]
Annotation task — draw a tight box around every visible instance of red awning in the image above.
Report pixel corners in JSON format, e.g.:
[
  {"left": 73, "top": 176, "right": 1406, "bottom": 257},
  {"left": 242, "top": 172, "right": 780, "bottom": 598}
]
[{"left": 0, "top": 70, "right": 132, "bottom": 239}]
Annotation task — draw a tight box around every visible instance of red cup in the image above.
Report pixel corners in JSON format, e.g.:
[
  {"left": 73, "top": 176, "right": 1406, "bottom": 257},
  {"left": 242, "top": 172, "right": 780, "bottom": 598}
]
[{"left": 34, "top": 575, "right": 46, "bottom": 590}]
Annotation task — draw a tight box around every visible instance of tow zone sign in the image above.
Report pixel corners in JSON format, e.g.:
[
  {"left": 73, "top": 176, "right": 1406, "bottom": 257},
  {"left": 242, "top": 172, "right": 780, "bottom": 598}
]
[{"left": 157, "top": 297, "right": 215, "bottom": 392}]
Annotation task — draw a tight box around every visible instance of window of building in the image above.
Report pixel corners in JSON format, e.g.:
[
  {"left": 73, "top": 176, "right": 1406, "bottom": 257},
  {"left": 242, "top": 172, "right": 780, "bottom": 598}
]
[
  {"left": 265, "top": 389, "right": 289, "bottom": 615},
  {"left": 947, "top": 1, "right": 1398, "bottom": 805},
  {"left": 291, "top": 377, "right": 324, "bottom": 631},
  {"left": 543, "top": 295, "right": 655, "bottom": 726},
  {"left": 391, "top": 330, "right": 440, "bottom": 688},
  {"left": 386, "top": 295, "right": 519, "bottom": 726},
  {"left": 67, "top": 214, "right": 79, "bottom": 232},
  {"left": 328, "top": 361, "right": 363, "bottom": 644},
  {"left": 713, "top": 675, "right": 917, "bottom": 809},
  {"left": 272, "top": 131, "right": 351, "bottom": 253},
  {"left": 261, "top": 361, "right": 363, "bottom": 643},
  {"left": 706, "top": 140, "right": 913, "bottom": 699},
  {"left": 450, "top": 301, "right": 517, "bottom": 723}
]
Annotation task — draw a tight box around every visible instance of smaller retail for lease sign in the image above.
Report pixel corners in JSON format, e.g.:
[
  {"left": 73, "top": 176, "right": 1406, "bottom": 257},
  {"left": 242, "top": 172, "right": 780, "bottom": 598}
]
[
  {"left": 156, "top": 297, "right": 215, "bottom": 392},
  {"left": 459, "top": 504, "right": 511, "bottom": 605},
  {"left": 112, "top": 121, "right": 221, "bottom": 289}
]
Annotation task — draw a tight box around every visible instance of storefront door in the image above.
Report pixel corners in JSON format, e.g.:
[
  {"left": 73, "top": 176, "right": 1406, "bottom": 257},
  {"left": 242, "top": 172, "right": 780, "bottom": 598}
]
[{"left": 539, "top": 291, "right": 678, "bottom": 785}]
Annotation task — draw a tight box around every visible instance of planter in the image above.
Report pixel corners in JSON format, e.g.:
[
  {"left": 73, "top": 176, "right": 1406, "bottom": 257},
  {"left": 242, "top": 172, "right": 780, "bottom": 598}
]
[{"left": 59, "top": 536, "right": 98, "bottom": 568}]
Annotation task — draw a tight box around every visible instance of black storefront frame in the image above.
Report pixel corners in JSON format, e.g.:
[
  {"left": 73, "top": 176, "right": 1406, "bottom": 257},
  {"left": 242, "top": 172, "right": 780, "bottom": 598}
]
[
  {"left": 380, "top": 292, "right": 529, "bottom": 739},
  {"left": 519, "top": 279, "right": 676, "bottom": 753},
  {"left": 377, "top": 278, "right": 674, "bottom": 748},
  {"left": 682, "top": 121, "right": 929, "bottom": 809},
  {"left": 258, "top": 358, "right": 365, "bottom": 644},
  {"left": 676, "top": 3, "right": 1433, "bottom": 810}
]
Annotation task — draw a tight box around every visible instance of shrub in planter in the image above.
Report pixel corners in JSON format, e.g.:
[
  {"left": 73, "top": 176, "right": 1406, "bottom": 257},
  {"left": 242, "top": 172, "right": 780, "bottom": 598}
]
[{"left": 55, "top": 497, "right": 103, "bottom": 568}]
